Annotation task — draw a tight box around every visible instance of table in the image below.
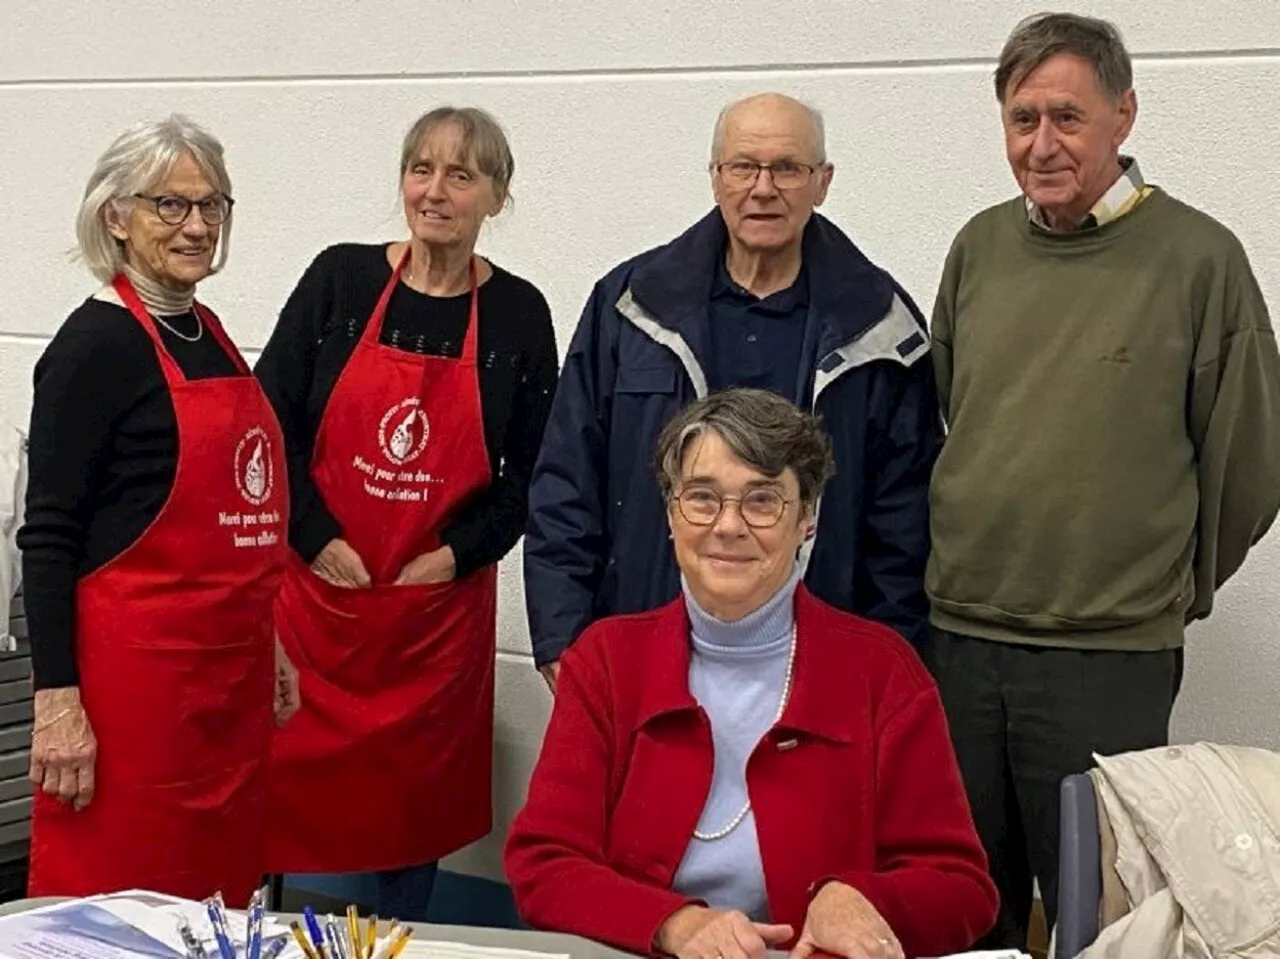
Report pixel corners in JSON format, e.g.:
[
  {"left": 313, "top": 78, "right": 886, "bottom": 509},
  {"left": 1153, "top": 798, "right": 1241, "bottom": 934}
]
[{"left": 0, "top": 896, "right": 638, "bottom": 958}]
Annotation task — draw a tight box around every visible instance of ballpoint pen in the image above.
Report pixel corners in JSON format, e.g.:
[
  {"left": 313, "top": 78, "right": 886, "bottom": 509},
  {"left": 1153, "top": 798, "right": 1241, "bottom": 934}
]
[
  {"left": 347, "top": 904, "right": 362, "bottom": 957},
  {"left": 176, "top": 915, "right": 209, "bottom": 959},
  {"left": 387, "top": 928, "right": 415, "bottom": 959},
  {"left": 372, "top": 926, "right": 414, "bottom": 959},
  {"left": 262, "top": 937, "right": 289, "bottom": 959},
  {"left": 325, "top": 914, "right": 348, "bottom": 959},
  {"left": 365, "top": 914, "right": 379, "bottom": 959},
  {"left": 246, "top": 888, "right": 265, "bottom": 959},
  {"left": 204, "top": 894, "right": 236, "bottom": 959},
  {"left": 291, "top": 919, "right": 322, "bottom": 959},
  {"left": 304, "top": 906, "right": 330, "bottom": 958}
]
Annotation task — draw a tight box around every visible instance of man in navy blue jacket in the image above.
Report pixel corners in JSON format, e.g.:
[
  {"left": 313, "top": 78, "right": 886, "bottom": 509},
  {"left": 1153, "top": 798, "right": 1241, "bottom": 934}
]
[{"left": 524, "top": 92, "right": 941, "bottom": 689}]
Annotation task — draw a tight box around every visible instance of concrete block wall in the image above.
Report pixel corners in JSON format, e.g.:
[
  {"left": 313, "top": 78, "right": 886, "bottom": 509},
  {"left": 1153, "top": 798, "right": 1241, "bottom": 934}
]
[{"left": 1, "top": 2, "right": 1277, "bottom": 884}]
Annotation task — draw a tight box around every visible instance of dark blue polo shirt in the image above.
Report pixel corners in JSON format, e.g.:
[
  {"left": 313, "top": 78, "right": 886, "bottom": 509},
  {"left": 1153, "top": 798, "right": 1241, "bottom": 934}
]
[{"left": 707, "top": 255, "right": 809, "bottom": 402}]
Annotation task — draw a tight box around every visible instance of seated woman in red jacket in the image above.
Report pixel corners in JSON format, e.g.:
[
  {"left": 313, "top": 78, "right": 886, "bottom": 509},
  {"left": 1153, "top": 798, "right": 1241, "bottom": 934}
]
[{"left": 505, "top": 388, "right": 997, "bottom": 959}]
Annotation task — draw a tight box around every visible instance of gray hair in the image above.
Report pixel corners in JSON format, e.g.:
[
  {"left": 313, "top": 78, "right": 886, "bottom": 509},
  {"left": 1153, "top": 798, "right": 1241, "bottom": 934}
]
[
  {"left": 708, "top": 93, "right": 827, "bottom": 165},
  {"left": 995, "top": 12, "right": 1133, "bottom": 103},
  {"left": 399, "top": 106, "right": 515, "bottom": 206},
  {"left": 655, "top": 389, "right": 836, "bottom": 510},
  {"left": 76, "top": 114, "right": 233, "bottom": 284}
]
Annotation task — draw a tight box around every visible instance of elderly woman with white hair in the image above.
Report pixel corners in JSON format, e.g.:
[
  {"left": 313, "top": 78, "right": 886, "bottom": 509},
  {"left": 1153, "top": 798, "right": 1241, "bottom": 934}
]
[{"left": 18, "top": 115, "right": 299, "bottom": 904}]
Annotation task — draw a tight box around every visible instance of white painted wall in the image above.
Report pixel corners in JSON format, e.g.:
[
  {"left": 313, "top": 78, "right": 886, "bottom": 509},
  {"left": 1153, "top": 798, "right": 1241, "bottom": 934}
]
[{"left": 2, "top": 2, "right": 1277, "bottom": 882}]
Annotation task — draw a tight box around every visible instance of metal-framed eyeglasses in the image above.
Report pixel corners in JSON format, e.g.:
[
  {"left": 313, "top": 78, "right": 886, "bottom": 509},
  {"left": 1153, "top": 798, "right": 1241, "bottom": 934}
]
[
  {"left": 713, "top": 160, "right": 819, "bottom": 190},
  {"left": 673, "top": 485, "right": 793, "bottom": 529},
  {"left": 132, "top": 193, "right": 235, "bottom": 226}
]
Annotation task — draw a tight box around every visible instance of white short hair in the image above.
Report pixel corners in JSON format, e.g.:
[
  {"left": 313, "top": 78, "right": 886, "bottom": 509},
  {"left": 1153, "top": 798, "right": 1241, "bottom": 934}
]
[
  {"left": 75, "top": 114, "right": 233, "bottom": 284},
  {"left": 709, "top": 93, "right": 827, "bottom": 166}
]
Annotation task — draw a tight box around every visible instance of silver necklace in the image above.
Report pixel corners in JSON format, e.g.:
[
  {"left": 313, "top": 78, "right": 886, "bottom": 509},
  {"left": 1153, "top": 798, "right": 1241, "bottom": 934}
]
[
  {"left": 402, "top": 253, "right": 474, "bottom": 294},
  {"left": 152, "top": 311, "right": 203, "bottom": 343},
  {"left": 692, "top": 626, "right": 797, "bottom": 842}
]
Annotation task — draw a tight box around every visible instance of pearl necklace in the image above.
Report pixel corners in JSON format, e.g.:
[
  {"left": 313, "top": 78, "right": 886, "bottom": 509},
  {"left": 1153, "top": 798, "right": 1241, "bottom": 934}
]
[{"left": 692, "top": 626, "right": 797, "bottom": 842}]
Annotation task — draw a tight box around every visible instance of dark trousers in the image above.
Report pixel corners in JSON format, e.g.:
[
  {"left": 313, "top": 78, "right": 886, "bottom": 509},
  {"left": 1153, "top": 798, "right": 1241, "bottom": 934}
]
[
  {"left": 374, "top": 861, "right": 439, "bottom": 923},
  {"left": 265, "top": 861, "right": 439, "bottom": 922},
  {"left": 925, "top": 627, "right": 1182, "bottom": 950}
]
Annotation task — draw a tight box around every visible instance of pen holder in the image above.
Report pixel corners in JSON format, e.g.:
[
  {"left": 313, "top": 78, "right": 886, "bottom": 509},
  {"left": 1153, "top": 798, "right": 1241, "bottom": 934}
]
[{"left": 288, "top": 904, "right": 416, "bottom": 959}]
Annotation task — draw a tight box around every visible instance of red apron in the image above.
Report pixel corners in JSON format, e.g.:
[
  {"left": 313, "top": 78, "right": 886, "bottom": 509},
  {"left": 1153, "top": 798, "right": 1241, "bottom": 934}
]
[
  {"left": 28, "top": 275, "right": 288, "bottom": 907},
  {"left": 267, "top": 250, "right": 496, "bottom": 873}
]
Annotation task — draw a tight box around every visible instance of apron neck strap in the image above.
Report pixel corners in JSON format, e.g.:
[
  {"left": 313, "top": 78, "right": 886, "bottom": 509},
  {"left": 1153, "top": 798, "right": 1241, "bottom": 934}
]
[
  {"left": 196, "top": 301, "right": 251, "bottom": 375},
  {"left": 364, "top": 246, "right": 480, "bottom": 355},
  {"left": 459, "top": 256, "right": 480, "bottom": 364},
  {"left": 112, "top": 273, "right": 187, "bottom": 384},
  {"left": 112, "top": 274, "right": 250, "bottom": 379}
]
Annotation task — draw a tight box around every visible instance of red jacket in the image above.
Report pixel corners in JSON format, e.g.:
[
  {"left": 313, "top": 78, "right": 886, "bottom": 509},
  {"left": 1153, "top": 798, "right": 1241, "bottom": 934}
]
[{"left": 504, "top": 587, "right": 998, "bottom": 958}]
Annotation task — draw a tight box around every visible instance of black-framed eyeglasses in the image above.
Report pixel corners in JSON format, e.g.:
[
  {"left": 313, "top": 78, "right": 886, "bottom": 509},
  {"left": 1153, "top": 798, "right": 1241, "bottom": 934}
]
[
  {"left": 713, "top": 160, "right": 818, "bottom": 189},
  {"left": 673, "top": 485, "right": 793, "bottom": 529},
  {"left": 132, "top": 193, "right": 234, "bottom": 226}
]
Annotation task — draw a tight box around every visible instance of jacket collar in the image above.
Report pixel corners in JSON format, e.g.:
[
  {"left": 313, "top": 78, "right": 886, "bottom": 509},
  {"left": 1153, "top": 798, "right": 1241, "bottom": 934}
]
[
  {"left": 634, "top": 585, "right": 857, "bottom": 744},
  {"left": 627, "top": 209, "right": 897, "bottom": 354}
]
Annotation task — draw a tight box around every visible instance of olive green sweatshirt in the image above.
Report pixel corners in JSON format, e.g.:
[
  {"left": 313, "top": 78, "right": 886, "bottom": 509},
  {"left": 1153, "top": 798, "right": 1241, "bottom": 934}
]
[{"left": 928, "top": 189, "right": 1280, "bottom": 650}]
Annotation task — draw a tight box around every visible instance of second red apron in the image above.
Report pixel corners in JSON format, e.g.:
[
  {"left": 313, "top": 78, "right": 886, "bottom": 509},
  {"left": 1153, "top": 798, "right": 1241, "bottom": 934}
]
[{"left": 267, "top": 251, "right": 496, "bottom": 873}]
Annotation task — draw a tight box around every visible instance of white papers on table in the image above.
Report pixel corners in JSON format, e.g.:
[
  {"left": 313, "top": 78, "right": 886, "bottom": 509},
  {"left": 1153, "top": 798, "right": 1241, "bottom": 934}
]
[
  {"left": 0, "top": 889, "right": 291, "bottom": 959},
  {"left": 89, "top": 890, "right": 290, "bottom": 954}
]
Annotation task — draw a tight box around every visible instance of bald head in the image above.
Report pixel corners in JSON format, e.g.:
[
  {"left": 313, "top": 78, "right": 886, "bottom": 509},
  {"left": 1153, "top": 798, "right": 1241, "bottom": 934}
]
[
  {"left": 708, "top": 92, "right": 834, "bottom": 260},
  {"left": 709, "top": 93, "right": 826, "bottom": 166}
]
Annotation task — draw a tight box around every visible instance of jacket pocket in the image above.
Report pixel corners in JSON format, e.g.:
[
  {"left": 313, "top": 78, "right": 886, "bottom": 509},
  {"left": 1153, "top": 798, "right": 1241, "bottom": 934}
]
[{"left": 615, "top": 366, "right": 677, "bottom": 394}]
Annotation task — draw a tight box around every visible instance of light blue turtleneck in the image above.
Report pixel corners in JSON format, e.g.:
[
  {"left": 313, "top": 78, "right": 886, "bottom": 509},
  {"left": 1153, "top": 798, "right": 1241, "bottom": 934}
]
[{"left": 671, "top": 565, "right": 799, "bottom": 922}]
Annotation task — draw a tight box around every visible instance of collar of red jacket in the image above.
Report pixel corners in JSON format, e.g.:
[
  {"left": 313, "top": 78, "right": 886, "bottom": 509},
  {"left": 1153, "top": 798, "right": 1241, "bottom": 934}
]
[{"left": 631, "top": 585, "right": 860, "bottom": 744}]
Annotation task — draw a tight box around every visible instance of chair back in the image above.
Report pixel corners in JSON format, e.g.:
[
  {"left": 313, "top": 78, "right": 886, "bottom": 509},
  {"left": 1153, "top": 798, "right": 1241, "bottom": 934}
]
[{"left": 1055, "top": 772, "right": 1102, "bottom": 958}]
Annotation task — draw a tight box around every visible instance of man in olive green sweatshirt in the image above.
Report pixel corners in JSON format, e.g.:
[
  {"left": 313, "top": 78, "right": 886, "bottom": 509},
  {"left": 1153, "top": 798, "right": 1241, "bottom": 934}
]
[{"left": 927, "top": 11, "right": 1280, "bottom": 950}]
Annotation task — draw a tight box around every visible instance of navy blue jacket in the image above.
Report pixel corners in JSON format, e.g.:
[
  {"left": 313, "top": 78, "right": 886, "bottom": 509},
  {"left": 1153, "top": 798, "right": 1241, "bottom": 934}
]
[{"left": 523, "top": 210, "right": 941, "bottom": 666}]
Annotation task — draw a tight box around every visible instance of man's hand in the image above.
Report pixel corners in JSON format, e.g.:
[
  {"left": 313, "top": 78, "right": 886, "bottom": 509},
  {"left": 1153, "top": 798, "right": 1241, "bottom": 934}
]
[
  {"left": 539, "top": 661, "right": 561, "bottom": 694},
  {"left": 311, "top": 538, "right": 371, "bottom": 588},
  {"left": 656, "top": 905, "right": 793, "bottom": 959},
  {"left": 393, "top": 545, "right": 456, "bottom": 586},
  {"left": 30, "top": 687, "right": 97, "bottom": 812},
  {"left": 789, "top": 881, "right": 902, "bottom": 959},
  {"left": 273, "top": 637, "right": 301, "bottom": 727}
]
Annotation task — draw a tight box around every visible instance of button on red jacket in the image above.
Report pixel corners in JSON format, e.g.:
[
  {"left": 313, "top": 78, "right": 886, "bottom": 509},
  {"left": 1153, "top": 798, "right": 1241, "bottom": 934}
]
[{"left": 504, "top": 587, "right": 998, "bottom": 958}]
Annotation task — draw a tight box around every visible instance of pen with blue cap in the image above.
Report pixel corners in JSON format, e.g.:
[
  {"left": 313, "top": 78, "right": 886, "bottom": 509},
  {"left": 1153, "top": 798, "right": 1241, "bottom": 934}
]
[
  {"left": 245, "top": 886, "right": 265, "bottom": 959},
  {"left": 303, "top": 905, "right": 330, "bottom": 958},
  {"left": 203, "top": 892, "right": 236, "bottom": 959}
]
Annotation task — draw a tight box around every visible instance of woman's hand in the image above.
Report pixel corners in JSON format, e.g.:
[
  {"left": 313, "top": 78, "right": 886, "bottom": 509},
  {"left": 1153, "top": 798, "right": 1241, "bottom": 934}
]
[
  {"left": 30, "top": 687, "right": 97, "bottom": 812},
  {"left": 789, "top": 881, "right": 902, "bottom": 959},
  {"left": 538, "top": 661, "right": 561, "bottom": 694},
  {"left": 311, "top": 538, "right": 371, "bottom": 588},
  {"left": 656, "top": 905, "right": 793, "bottom": 959},
  {"left": 393, "top": 545, "right": 456, "bottom": 586},
  {"left": 273, "top": 637, "right": 301, "bottom": 727}
]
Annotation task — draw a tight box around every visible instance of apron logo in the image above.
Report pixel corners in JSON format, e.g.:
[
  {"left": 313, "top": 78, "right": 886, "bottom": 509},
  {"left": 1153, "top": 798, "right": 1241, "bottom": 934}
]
[
  {"left": 379, "top": 398, "right": 430, "bottom": 465},
  {"left": 234, "top": 427, "right": 275, "bottom": 506}
]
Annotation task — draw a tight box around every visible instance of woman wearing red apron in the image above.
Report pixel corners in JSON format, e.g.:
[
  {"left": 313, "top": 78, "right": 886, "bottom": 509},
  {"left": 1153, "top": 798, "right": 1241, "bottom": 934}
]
[
  {"left": 20, "top": 117, "right": 299, "bottom": 905},
  {"left": 255, "top": 106, "right": 558, "bottom": 920}
]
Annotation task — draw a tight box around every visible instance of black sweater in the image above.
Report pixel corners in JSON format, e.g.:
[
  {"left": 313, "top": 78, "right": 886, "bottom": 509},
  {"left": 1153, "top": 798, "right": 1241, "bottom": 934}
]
[
  {"left": 18, "top": 298, "right": 245, "bottom": 690},
  {"left": 253, "top": 243, "right": 559, "bottom": 579}
]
